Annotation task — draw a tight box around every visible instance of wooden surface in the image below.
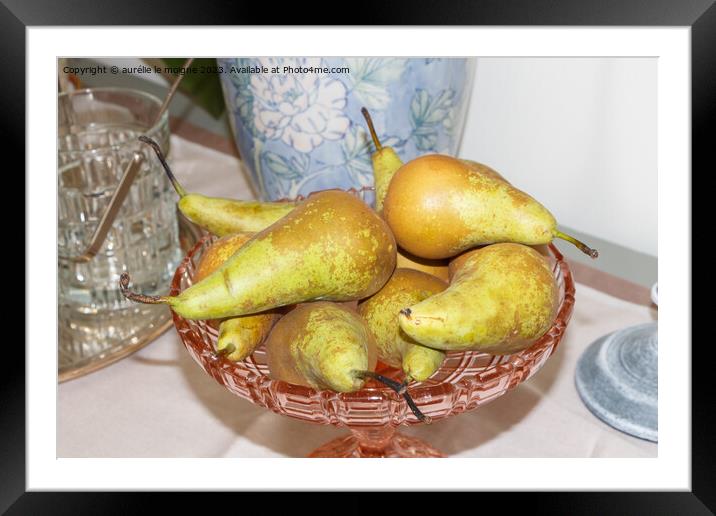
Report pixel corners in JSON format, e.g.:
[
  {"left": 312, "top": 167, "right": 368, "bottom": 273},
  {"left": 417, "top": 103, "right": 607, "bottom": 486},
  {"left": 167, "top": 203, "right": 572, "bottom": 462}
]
[{"left": 569, "top": 261, "right": 653, "bottom": 307}]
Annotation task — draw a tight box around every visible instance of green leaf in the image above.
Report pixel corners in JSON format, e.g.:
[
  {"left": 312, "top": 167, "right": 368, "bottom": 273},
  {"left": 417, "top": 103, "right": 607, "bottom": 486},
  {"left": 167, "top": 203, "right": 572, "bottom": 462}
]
[
  {"left": 414, "top": 129, "right": 438, "bottom": 151},
  {"left": 423, "top": 89, "right": 455, "bottom": 125},
  {"left": 346, "top": 159, "right": 374, "bottom": 187},
  {"left": 410, "top": 89, "right": 431, "bottom": 127},
  {"left": 380, "top": 135, "right": 402, "bottom": 148},
  {"left": 263, "top": 151, "right": 302, "bottom": 180},
  {"left": 235, "top": 90, "right": 257, "bottom": 137},
  {"left": 290, "top": 153, "right": 310, "bottom": 174},
  {"left": 350, "top": 58, "right": 406, "bottom": 83},
  {"left": 345, "top": 58, "right": 406, "bottom": 110},
  {"left": 341, "top": 124, "right": 371, "bottom": 160},
  {"left": 159, "top": 58, "right": 226, "bottom": 119}
]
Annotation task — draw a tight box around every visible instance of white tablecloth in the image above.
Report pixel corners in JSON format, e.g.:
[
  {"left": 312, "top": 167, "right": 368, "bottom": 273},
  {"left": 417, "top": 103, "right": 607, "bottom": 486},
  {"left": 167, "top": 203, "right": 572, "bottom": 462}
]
[{"left": 58, "top": 136, "right": 658, "bottom": 458}]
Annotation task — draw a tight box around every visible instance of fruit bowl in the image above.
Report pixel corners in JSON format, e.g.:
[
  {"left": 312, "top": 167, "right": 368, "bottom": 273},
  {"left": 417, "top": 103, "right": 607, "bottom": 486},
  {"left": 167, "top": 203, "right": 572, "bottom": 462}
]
[{"left": 170, "top": 189, "right": 576, "bottom": 458}]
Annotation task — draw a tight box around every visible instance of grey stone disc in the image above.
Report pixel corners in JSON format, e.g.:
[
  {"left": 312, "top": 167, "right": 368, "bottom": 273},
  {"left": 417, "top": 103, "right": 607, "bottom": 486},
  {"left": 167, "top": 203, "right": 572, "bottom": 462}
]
[{"left": 575, "top": 322, "right": 658, "bottom": 442}]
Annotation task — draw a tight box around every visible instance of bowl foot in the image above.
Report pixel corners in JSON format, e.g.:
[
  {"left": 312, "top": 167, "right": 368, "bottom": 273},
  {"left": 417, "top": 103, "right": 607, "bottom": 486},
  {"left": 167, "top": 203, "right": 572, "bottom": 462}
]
[{"left": 308, "top": 432, "right": 445, "bottom": 458}]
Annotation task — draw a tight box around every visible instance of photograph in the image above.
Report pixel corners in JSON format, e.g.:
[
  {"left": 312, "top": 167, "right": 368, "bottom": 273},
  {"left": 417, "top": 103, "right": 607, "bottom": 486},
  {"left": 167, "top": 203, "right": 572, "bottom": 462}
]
[
  {"left": 7, "top": 8, "right": 703, "bottom": 507},
  {"left": 56, "top": 55, "right": 658, "bottom": 460}
]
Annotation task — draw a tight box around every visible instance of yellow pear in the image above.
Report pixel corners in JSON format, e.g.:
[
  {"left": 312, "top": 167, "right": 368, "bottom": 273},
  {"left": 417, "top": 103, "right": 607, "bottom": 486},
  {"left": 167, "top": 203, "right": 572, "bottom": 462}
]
[
  {"left": 396, "top": 248, "right": 450, "bottom": 282},
  {"left": 140, "top": 135, "right": 296, "bottom": 235},
  {"left": 383, "top": 154, "right": 597, "bottom": 260},
  {"left": 460, "top": 159, "right": 508, "bottom": 183},
  {"left": 265, "top": 302, "right": 377, "bottom": 392},
  {"left": 448, "top": 243, "right": 551, "bottom": 281},
  {"left": 179, "top": 196, "right": 296, "bottom": 236},
  {"left": 361, "top": 108, "right": 403, "bottom": 212},
  {"left": 193, "top": 232, "right": 280, "bottom": 361},
  {"left": 399, "top": 244, "right": 559, "bottom": 355},
  {"left": 358, "top": 268, "right": 447, "bottom": 382},
  {"left": 121, "top": 190, "right": 397, "bottom": 320},
  {"left": 193, "top": 233, "right": 255, "bottom": 283}
]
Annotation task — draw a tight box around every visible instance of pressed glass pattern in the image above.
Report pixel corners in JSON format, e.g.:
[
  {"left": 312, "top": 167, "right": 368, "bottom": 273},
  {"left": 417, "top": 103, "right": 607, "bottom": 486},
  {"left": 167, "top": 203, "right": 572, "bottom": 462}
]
[{"left": 170, "top": 188, "right": 575, "bottom": 457}]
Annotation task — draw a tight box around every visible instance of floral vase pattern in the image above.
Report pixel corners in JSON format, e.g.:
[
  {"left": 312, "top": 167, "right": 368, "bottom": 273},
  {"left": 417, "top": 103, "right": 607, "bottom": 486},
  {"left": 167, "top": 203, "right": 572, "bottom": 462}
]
[{"left": 219, "top": 57, "right": 476, "bottom": 201}]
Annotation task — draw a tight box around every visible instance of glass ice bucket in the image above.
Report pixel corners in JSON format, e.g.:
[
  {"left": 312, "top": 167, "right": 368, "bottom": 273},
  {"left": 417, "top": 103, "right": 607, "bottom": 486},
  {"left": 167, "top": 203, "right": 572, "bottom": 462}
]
[{"left": 58, "top": 87, "right": 183, "bottom": 373}]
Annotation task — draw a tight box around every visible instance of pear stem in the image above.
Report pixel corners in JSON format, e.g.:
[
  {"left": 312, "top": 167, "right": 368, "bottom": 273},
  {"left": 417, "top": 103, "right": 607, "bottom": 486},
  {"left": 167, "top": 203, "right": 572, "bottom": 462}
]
[
  {"left": 138, "top": 135, "right": 187, "bottom": 197},
  {"left": 357, "top": 371, "right": 431, "bottom": 424},
  {"left": 119, "top": 272, "right": 168, "bottom": 305},
  {"left": 553, "top": 230, "right": 599, "bottom": 259},
  {"left": 360, "top": 107, "right": 382, "bottom": 152}
]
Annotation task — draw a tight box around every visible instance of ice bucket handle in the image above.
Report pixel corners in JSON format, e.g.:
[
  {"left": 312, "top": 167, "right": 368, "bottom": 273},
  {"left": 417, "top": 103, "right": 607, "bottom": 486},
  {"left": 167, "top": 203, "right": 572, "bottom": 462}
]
[{"left": 58, "top": 152, "right": 144, "bottom": 264}]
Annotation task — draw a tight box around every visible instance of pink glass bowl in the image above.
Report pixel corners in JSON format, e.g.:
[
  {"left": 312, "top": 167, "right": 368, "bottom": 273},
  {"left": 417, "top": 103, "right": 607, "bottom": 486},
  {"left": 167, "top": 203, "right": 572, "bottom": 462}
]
[{"left": 170, "top": 193, "right": 576, "bottom": 457}]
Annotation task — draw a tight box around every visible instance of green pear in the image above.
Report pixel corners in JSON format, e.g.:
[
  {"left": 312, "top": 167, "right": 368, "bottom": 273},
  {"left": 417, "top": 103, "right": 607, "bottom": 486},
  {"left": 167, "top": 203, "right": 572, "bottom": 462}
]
[
  {"left": 193, "top": 233, "right": 280, "bottom": 361},
  {"left": 396, "top": 248, "right": 450, "bottom": 282},
  {"left": 140, "top": 135, "right": 296, "bottom": 235},
  {"left": 265, "top": 302, "right": 378, "bottom": 392},
  {"left": 448, "top": 243, "right": 551, "bottom": 281},
  {"left": 382, "top": 154, "right": 598, "bottom": 260},
  {"left": 193, "top": 232, "right": 256, "bottom": 284},
  {"left": 460, "top": 159, "right": 509, "bottom": 183},
  {"left": 399, "top": 244, "right": 559, "bottom": 355},
  {"left": 358, "top": 268, "right": 447, "bottom": 382},
  {"left": 179, "top": 195, "right": 296, "bottom": 236},
  {"left": 264, "top": 302, "right": 431, "bottom": 422},
  {"left": 121, "top": 189, "right": 397, "bottom": 320},
  {"left": 361, "top": 108, "right": 403, "bottom": 212},
  {"left": 216, "top": 313, "right": 281, "bottom": 361}
]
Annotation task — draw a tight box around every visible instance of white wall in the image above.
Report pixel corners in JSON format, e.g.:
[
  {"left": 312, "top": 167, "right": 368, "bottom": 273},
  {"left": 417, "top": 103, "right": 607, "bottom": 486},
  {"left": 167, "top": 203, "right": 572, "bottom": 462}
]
[{"left": 460, "top": 58, "right": 657, "bottom": 257}]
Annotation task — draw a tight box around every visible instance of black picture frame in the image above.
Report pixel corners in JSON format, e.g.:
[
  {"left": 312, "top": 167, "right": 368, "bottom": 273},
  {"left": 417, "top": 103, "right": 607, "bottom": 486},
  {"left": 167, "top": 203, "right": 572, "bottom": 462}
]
[{"left": 10, "top": 0, "right": 708, "bottom": 512}]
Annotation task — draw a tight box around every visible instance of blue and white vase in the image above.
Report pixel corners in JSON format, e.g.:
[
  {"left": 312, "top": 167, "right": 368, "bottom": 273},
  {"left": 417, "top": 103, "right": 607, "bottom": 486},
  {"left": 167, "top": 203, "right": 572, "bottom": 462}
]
[{"left": 219, "top": 57, "right": 476, "bottom": 201}]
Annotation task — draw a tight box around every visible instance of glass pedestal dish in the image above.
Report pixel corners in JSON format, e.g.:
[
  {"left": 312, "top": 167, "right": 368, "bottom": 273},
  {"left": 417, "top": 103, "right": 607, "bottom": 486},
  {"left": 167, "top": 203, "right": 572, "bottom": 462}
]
[{"left": 170, "top": 195, "right": 575, "bottom": 458}]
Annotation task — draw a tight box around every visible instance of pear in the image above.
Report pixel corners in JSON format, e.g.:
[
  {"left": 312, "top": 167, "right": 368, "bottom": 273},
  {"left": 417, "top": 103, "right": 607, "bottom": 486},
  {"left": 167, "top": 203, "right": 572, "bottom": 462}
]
[
  {"left": 399, "top": 243, "right": 559, "bottom": 355},
  {"left": 462, "top": 159, "right": 552, "bottom": 260},
  {"left": 447, "top": 243, "right": 551, "bottom": 281},
  {"left": 461, "top": 159, "right": 552, "bottom": 260},
  {"left": 193, "top": 232, "right": 280, "bottom": 361},
  {"left": 396, "top": 248, "right": 450, "bottom": 282},
  {"left": 140, "top": 136, "right": 296, "bottom": 235},
  {"left": 215, "top": 314, "right": 280, "bottom": 362},
  {"left": 121, "top": 189, "right": 397, "bottom": 320},
  {"left": 265, "top": 302, "right": 430, "bottom": 421},
  {"left": 193, "top": 232, "right": 255, "bottom": 283},
  {"left": 358, "top": 268, "right": 447, "bottom": 382},
  {"left": 194, "top": 232, "right": 255, "bottom": 331},
  {"left": 361, "top": 108, "right": 403, "bottom": 212},
  {"left": 178, "top": 195, "right": 296, "bottom": 236},
  {"left": 265, "top": 302, "right": 378, "bottom": 392},
  {"left": 460, "top": 159, "right": 509, "bottom": 183},
  {"left": 382, "top": 154, "right": 598, "bottom": 260}
]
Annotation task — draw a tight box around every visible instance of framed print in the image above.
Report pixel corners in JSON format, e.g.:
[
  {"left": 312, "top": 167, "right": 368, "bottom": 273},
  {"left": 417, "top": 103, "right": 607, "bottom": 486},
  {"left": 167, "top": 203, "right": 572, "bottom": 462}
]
[{"left": 9, "top": 0, "right": 709, "bottom": 511}]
